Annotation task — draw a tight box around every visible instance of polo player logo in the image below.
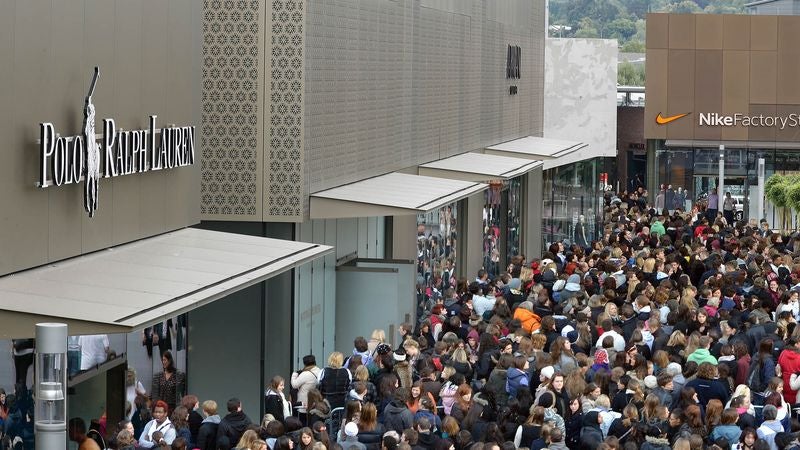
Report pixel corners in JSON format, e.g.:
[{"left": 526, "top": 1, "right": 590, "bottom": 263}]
[{"left": 83, "top": 67, "right": 100, "bottom": 217}]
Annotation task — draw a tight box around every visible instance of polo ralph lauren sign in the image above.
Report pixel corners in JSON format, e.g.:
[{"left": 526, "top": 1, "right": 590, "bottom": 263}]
[
  {"left": 506, "top": 45, "right": 521, "bottom": 95},
  {"left": 38, "top": 67, "right": 195, "bottom": 218}
]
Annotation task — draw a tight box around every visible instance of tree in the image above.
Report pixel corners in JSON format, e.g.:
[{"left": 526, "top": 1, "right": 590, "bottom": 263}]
[
  {"left": 665, "top": 1, "right": 703, "bottom": 13},
  {"left": 621, "top": 40, "right": 646, "bottom": 53},
  {"left": 575, "top": 17, "right": 600, "bottom": 38},
  {"left": 607, "top": 18, "right": 638, "bottom": 41},
  {"left": 618, "top": 61, "right": 645, "bottom": 86}
]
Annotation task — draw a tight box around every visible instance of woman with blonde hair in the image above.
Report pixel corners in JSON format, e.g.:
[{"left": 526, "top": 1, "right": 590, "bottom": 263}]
[
  {"left": 349, "top": 365, "right": 377, "bottom": 404},
  {"left": 319, "top": 352, "right": 350, "bottom": 409},
  {"left": 235, "top": 429, "right": 261, "bottom": 450},
  {"left": 367, "top": 330, "right": 386, "bottom": 356},
  {"left": 450, "top": 348, "right": 472, "bottom": 382}
]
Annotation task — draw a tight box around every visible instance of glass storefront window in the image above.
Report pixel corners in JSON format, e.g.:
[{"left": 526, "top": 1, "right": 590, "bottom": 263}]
[
  {"left": 417, "top": 203, "right": 458, "bottom": 294},
  {"left": 542, "top": 159, "right": 604, "bottom": 250},
  {"left": 483, "top": 181, "right": 504, "bottom": 278},
  {"left": 506, "top": 178, "right": 522, "bottom": 264}
]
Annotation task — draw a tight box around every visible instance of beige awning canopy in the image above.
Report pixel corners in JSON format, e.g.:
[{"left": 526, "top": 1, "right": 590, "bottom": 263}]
[
  {"left": 417, "top": 152, "right": 543, "bottom": 182},
  {"left": 310, "top": 172, "right": 487, "bottom": 219},
  {"left": 485, "top": 136, "right": 587, "bottom": 160},
  {"left": 0, "top": 228, "right": 332, "bottom": 338}
]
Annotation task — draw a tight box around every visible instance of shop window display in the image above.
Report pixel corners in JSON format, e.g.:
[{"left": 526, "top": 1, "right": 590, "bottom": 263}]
[
  {"left": 417, "top": 203, "right": 458, "bottom": 298},
  {"left": 481, "top": 178, "right": 524, "bottom": 278},
  {"left": 542, "top": 160, "right": 603, "bottom": 250}
]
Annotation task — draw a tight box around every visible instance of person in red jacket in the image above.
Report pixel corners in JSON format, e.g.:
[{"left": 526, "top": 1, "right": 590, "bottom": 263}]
[{"left": 778, "top": 337, "right": 800, "bottom": 404}]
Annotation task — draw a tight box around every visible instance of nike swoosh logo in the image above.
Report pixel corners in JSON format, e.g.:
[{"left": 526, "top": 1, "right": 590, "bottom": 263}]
[{"left": 655, "top": 112, "right": 691, "bottom": 125}]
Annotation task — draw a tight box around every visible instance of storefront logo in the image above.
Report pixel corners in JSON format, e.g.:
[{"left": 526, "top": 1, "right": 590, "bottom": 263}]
[
  {"left": 698, "top": 112, "right": 800, "bottom": 129},
  {"left": 655, "top": 112, "right": 691, "bottom": 125},
  {"left": 38, "top": 66, "right": 195, "bottom": 218},
  {"left": 507, "top": 45, "right": 521, "bottom": 95}
]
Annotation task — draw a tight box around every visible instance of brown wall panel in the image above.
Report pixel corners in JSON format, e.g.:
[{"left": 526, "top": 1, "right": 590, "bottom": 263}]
[
  {"left": 778, "top": 16, "right": 800, "bottom": 53},
  {"left": 47, "top": 0, "right": 86, "bottom": 261},
  {"left": 750, "top": 51, "right": 778, "bottom": 105},
  {"left": 644, "top": 49, "right": 669, "bottom": 139},
  {"left": 5, "top": 0, "right": 52, "bottom": 272},
  {"left": 694, "top": 50, "right": 723, "bottom": 140},
  {"left": 749, "top": 104, "right": 777, "bottom": 141},
  {"left": 110, "top": 0, "right": 144, "bottom": 246},
  {"left": 751, "top": 16, "right": 777, "bottom": 51},
  {"left": 776, "top": 105, "right": 800, "bottom": 142},
  {"left": 778, "top": 52, "right": 800, "bottom": 105},
  {"left": 138, "top": 0, "right": 169, "bottom": 237},
  {"left": 722, "top": 51, "right": 750, "bottom": 141},
  {"left": 723, "top": 15, "right": 750, "bottom": 51},
  {"left": 666, "top": 50, "right": 695, "bottom": 139},
  {"left": 647, "top": 14, "right": 669, "bottom": 49},
  {"left": 696, "top": 15, "right": 723, "bottom": 50},
  {"left": 669, "top": 14, "right": 696, "bottom": 50}
]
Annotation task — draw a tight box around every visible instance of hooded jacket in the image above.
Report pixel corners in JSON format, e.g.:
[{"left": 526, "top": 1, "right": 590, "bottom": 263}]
[
  {"left": 757, "top": 419, "right": 783, "bottom": 450},
  {"left": 506, "top": 367, "right": 529, "bottom": 397},
  {"left": 196, "top": 415, "right": 220, "bottom": 450},
  {"left": 779, "top": 347, "right": 800, "bottom": 404},
  {"left": 512, "top": 308, "right": 541, "bottom": 334},
  {"left": 686, "top": 348, "right": 718, "bottom": 366},
  {"left": 216, "top": 411, "right": 252, "bottom": 450},
  {"left": 579, "top": 411, "right": 604, "bottom": 449},
  {"left": 710, "top": 424, "right": 741, "bottom": 445},
  {"left": 382, "top": 401, "right": 414, "bottom": 434}
]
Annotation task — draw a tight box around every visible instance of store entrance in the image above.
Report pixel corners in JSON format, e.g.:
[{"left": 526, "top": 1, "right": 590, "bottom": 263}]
[{"left": 693, "top": 176, "right": 747, "bottom": 221}]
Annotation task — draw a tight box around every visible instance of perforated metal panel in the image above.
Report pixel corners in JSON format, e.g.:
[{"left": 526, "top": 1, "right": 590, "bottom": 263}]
[
  {"left": 201, "top": 0, "right": 262, "bottom": 219},
  {"left": 266, "top": 0, "right": 305, "bottom": 220}
]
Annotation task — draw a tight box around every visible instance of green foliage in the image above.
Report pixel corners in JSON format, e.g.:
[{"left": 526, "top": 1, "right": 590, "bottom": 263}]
[
  {"left": 786, "top": 183, "right": 800, "bottom": 213},
  {"left": 618, "top": 62, "right": 646, "bottom": 86},
  {"left": 766, "top": 175, "right": 788, "bottom": 208},
  {"left": 666, "top": 1, "right": 703, "bottom": 13},
  {"left": 621, "top": 40, "right": 646, "bottom": 53},
  {"left": 549, "top": 0, "right": 746, "bottom": 45}
]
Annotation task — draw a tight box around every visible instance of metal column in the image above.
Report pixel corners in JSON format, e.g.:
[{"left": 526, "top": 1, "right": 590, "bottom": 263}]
[{"left": 718, "top": 145, "right": 725, "bottom": 212}]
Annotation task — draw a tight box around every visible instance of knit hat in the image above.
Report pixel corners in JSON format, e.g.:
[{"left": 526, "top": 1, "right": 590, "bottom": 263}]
[
  {"left": 565, "top": 274, "right": 581, "bottom": 292},
  {"left": 376, "top": 344, "right": 392, "bottom": 356},
  {"left": 509, "top": 278, "right": 522, "bottom": 291},
  {"left": 644, "top": 375, "right": 658, "bottom": 390},
  {"left": 540, "top": 366, "right": 555, "bottom": 380},
  {"left": 537, "top": 392, "right": 555, "bottom": 409},
  {"left": 393, "top": 349, "right": 407, "bottom": 362},
  {"left": 553, "top": 279, "right": 566, "bottom": 292},
  {"left": 345, "top": 422, "right": 359, "bottom": 437},
  {"left": 593, "top": 349, "right": 609, "bottom": 366}
]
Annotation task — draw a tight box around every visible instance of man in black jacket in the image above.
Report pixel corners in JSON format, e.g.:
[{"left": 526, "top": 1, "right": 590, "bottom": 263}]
[{"left": 216, "top": 398, "right": 252, "bottom": 450}]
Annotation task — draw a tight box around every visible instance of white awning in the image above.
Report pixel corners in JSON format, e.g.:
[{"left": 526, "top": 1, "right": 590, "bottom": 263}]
[
  {"left": 310, "top": 172, "right": 487, "bottom": 219},
  {"left": 417, "top": 152, "right": 543, "bottom": 182},
  {"left": 485, "top": 136, "right": 587, "bottom": 160},
  {"left": 0, "top": 228, "right": 332, "bottom": 338}
]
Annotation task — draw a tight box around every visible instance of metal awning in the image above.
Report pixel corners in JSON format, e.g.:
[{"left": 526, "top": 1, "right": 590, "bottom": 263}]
[
  {"left": 0, "top": 228, "right": 332, "bottom": 338},
  {"left": 484, "top": 136, "right": 587, "bottom": 160},
  {"left": 310, "top": 172, "right": 487, "bottom": 219},
  {"left": 417, "top": 152, "right": 543, "bottom": 182}
]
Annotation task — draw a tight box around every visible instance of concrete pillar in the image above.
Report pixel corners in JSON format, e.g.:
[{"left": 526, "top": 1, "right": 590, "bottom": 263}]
[
  {"left": 390, "top": 215, "right": 417, "bottom": 261},
  {"left": 525, "top": 168, "right": 544, "bottom": 259},
  {"left": 718, "top": 145, "right": 725, "bottom": 211},
  {"left": 465, "top": 192, "right": 485, "bottom": 281}
]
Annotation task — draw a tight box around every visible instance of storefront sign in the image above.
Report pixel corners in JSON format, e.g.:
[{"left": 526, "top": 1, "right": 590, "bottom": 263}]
[
  {"left": 655, "top": 111, "right": 800, "bottom": 130},
  {"left": 38, "top": 67, "right": 195, "bottom": 217},
  {"left": 507, "top": 44, "right": 521, "bottom": 95}
]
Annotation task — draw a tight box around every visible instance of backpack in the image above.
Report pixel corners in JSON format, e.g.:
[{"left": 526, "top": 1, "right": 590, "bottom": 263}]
[{"left": 747, "top": 358, "right": 766, "bottom": 393}]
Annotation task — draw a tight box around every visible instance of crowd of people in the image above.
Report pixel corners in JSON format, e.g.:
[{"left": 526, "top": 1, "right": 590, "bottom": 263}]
[{"left": 79, "top": 188, "right": 800, "bottom": 450}]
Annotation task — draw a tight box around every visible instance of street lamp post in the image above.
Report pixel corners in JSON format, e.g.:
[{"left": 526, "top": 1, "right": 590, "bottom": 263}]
[{"left": 35, "top": 323, "right": 68, "bottom": 450}]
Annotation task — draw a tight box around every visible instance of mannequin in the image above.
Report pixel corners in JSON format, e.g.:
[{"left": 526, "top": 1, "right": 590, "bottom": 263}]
[{"left": 574, "top": 215, "right": 588, "bottom": 249}]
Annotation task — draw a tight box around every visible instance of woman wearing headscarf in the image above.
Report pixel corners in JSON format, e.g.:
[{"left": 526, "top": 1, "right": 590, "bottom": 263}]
[{"left": 585, "top": 349, "right": 610, "bottom": 383}]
